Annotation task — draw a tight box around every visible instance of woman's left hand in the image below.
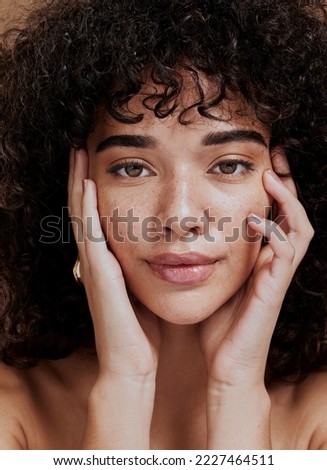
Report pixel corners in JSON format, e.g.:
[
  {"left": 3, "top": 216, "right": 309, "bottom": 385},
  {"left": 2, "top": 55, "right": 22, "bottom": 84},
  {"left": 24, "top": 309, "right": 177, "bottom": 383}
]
[{"left": 199, "top": 164, "right": 314, "bottom": 448}]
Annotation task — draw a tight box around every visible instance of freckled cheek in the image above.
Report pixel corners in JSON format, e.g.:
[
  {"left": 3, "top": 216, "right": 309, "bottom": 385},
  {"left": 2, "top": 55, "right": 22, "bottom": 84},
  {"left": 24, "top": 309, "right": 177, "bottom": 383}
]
[
  {"left": 217, "top": 198, "right": 267, "bottom": 273},
  {"left": 98, "top": 198, "right": 151, "bottom": 275},
  {"left": 214, "top": 192, "right": 271, "bottom": 231},
  {"left": 234, "top": 183, "right": 271, "bottom": 217},
  {"left": 209, "top": 189, "right": 271, "bottom": 242},
  {"left": 96, "top": 188, "right": 156, "bottom": 244},
  {"left": 251, "top": 188, "right": 272, "bottom": 219}
]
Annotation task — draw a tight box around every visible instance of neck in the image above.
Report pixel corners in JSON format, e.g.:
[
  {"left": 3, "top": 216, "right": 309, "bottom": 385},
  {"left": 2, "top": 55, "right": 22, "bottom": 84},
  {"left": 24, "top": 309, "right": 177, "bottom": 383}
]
[
  {"left": 151, "top": 319, "right": 208, "bottom": 449},
  {"left": 158, "top": 319, "right": 204, "bottom": 372}
]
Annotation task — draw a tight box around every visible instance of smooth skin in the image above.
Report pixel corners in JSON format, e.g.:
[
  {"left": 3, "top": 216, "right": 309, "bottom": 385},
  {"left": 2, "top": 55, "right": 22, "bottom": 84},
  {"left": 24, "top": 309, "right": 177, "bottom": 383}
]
[{"left": 0, "top": 90, "right": 326, "bottom": 450}]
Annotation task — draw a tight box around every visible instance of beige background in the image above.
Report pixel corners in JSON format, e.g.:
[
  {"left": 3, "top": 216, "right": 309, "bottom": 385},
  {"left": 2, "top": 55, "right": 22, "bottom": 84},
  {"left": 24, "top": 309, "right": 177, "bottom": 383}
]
[{"left": 1, "top": 0, "right": 40, "bottom": 32}]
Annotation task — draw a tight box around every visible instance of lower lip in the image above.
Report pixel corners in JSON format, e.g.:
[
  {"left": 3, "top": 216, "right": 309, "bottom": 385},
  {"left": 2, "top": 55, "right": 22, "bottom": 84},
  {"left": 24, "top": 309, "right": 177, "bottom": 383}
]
[{"left": 147, "top": 262, "right": 217, "bottom": 285}]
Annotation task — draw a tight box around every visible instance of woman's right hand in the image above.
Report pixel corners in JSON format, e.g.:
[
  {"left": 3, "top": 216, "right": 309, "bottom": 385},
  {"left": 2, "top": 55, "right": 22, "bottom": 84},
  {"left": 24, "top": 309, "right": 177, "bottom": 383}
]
[
  {"left": 69, "top": 148, "right": 159, "bottom": 448},
  {"left": 68, "top": 148, "right": 160, "bottom": 383}
]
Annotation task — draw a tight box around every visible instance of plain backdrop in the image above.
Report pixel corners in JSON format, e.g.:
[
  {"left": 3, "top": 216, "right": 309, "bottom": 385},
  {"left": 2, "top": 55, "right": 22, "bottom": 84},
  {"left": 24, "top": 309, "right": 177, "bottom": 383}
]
[{"left": 1, "top": 0, "right": 39, "bottom": 33}]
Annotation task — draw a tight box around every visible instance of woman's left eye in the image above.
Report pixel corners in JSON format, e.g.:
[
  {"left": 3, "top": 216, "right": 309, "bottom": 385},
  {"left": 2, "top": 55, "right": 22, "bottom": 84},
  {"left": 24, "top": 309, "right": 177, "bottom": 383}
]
[
  {"left": 106, "top": 160, "right": 154, "bottom": 178},
  {"left": 209, "top": 159, "right": 254, "bottom": 177}
]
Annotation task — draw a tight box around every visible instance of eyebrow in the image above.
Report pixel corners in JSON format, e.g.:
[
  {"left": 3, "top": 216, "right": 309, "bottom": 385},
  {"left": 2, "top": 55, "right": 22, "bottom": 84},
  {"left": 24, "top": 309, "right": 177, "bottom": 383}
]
[
  {"left": 96, "top": 134, "right": 156, "bottom": 152},
  {"left": 95, "top": 129, "right": 268, "bottom": 153},
  {"left": 202, "top": 130, "right": 268, "bottom": 148}
]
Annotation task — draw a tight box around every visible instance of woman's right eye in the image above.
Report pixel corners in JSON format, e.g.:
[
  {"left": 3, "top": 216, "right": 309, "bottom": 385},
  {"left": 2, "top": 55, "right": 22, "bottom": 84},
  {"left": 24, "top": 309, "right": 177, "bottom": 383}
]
[{"left": 106, "top": 160, "right": 155, "bottom": 178}]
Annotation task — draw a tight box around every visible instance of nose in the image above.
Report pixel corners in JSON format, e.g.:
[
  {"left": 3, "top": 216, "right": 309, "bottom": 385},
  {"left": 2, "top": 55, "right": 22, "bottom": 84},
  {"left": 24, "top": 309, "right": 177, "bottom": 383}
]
[{"left": 157, "top": 174, "right": 209, "bottom": 240}]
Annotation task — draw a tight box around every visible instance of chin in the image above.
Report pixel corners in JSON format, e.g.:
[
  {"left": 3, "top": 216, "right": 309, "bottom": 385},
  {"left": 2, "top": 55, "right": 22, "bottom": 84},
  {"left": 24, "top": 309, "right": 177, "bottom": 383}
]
[
  {"left": 139, "top": 296, "right": 223, "bottom": 325},
  {"left": 156, "top": 312, "right": 209, "bottom": 325}
]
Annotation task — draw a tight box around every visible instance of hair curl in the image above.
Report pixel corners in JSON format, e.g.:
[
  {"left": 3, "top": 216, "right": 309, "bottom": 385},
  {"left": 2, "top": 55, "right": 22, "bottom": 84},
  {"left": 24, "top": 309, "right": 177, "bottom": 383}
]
[{"left": 1, "top": 0, "right": 326, "bottom": 379}]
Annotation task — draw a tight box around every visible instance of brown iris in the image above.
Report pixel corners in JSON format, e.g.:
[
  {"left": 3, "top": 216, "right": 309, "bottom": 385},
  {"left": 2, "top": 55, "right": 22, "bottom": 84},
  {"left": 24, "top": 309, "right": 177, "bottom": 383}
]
[
  {"left": 219, "top": 161, "right": 238, "bottom": 174},
  {"left": 125, "top": 163, "right": 143, "bottom": 177}
]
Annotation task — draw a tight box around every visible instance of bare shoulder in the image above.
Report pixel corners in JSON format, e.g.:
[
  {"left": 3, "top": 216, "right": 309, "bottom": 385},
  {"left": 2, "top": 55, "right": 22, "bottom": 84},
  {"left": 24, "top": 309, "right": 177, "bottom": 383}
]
[
  {"left": 293, "top": 369, "right": 327, "bottom": 449},
  {"left": 269, "top": 369, "right": 327, "bottom": 449},
  {"left": 0, "top": 350, "right": 96, "bottom": 449},
  {"left": 0, "top": 362, "right": 33, "bottom": 449}
]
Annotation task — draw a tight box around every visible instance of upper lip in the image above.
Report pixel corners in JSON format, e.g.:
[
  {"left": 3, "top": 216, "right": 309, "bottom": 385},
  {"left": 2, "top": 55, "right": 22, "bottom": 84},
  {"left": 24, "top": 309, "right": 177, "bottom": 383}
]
[{"left": 147, "top": 252, "right": 218, "bottom": 266}]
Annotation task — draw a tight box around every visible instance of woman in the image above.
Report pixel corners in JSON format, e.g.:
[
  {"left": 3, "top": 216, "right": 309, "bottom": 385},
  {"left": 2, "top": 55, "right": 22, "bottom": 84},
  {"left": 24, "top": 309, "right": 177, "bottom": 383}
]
[{"left": 0, "top": 0, "right": 326, "bottom": 449}]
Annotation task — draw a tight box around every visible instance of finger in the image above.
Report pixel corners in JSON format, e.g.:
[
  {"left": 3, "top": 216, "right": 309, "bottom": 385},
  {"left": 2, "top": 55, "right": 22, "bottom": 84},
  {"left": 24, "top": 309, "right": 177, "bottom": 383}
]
[
  {"left": 69, "top": 149, "right": 89, "bottom": 247},
  {"left": 81, "top": 179, "right": 131, "bottom": 301},
  {"left": 247, "top": 214, "right": 296, "bottom": 309},
  {"left": 263, "top": 170, "right": 314, "bottom": 257},
  {"left": 270, "top": 146, "right": 297, "bottom": 196},
  {"left": 70, "top": 148, "right": 88, "bottom": 218},
  {"left": 247, "top": 214, "right": 294, "bottom": 265},
  {"left": 80, "top": 179, "right": 145, "bottom": 359},
  {"left": 67, "top": 149, "right": 75, "bottom": 205},
  {"left": 81, "top": 179, "right": 112, "bottom": 272}
]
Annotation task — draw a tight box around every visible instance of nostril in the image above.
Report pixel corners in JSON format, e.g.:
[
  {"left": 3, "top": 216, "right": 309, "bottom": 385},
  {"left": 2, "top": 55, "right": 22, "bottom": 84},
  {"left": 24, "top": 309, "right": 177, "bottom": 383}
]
[
  {"left": 163, "top": 226, "right": 175, "bottom": 243},
  {"left": 163, "top": 226, "right": 173, "bottom": 235},
  {"left": 162, "top": 221, "right": 202, "bottom": 242}
]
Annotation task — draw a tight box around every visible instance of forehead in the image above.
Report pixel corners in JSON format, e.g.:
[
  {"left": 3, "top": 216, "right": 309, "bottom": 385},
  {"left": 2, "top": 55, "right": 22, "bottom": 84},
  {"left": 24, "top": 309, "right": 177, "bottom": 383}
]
[{"left": 89, "top": 73, "right": 271, "bottom": 145}]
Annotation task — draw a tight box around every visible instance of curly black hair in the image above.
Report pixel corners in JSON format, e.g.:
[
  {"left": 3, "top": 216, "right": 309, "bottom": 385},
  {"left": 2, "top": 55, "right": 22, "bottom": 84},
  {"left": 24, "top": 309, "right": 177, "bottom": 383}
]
[{"left": 1, "top": 0, "right": 326, "bottom": 379}]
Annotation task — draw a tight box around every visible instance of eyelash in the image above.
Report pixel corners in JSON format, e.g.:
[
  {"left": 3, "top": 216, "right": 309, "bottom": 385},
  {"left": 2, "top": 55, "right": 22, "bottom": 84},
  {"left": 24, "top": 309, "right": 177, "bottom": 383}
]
[{"left": 105, "top": 158, "right": 255, "bottom": 179}]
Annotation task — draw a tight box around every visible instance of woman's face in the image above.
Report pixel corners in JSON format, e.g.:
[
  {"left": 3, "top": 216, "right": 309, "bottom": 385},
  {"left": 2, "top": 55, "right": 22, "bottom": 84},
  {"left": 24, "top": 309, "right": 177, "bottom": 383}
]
[{"left": 87, "top": 86, "right": 273, "bottom": 324}]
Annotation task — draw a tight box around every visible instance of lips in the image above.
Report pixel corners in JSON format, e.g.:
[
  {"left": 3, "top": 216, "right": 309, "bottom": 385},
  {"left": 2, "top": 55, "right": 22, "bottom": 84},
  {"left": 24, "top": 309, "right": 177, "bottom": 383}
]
[{"left": 146, "top": 252, "right": 218, "bottom": 285}]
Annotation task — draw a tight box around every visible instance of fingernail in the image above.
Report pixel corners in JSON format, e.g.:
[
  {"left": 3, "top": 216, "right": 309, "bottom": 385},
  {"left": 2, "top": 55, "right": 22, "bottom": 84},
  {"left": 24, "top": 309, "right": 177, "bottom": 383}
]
[
  {"left": 267, "top": 169, "right": 281, "bottom": 181},
  {"left": 247, "top": 213, "right": 262, "bottom": 224}
]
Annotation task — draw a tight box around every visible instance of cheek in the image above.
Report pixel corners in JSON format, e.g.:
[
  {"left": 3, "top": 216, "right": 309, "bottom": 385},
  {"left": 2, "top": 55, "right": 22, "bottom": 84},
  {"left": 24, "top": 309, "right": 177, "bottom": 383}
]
[
  {"left": 97, "top": 190, "right": 157, "bottom": 262},
  {"left": 209, "top": 188, "right": 270, "bottom": 239},
  {"left": 209, "top": 189, "right": 269, "bottom": 270},
  {"left": 232, "top": 182, "right": 271, "bottom": 216}
]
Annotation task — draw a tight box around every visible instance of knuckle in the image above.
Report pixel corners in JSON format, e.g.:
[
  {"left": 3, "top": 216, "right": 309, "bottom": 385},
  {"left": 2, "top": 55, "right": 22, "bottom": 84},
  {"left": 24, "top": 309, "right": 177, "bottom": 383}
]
[
  {"left": 299, "top": 220, "right": 315, "bottom": 244},
  {"left": 306, "top": 225, "right": 315, "bottom": 241}
]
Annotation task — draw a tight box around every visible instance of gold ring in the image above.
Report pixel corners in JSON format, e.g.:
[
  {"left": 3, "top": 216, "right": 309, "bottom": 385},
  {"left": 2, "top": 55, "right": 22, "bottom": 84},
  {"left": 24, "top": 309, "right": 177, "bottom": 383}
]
[{"left": 73, "top": 257, "right": 83, "bottom": 286}]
